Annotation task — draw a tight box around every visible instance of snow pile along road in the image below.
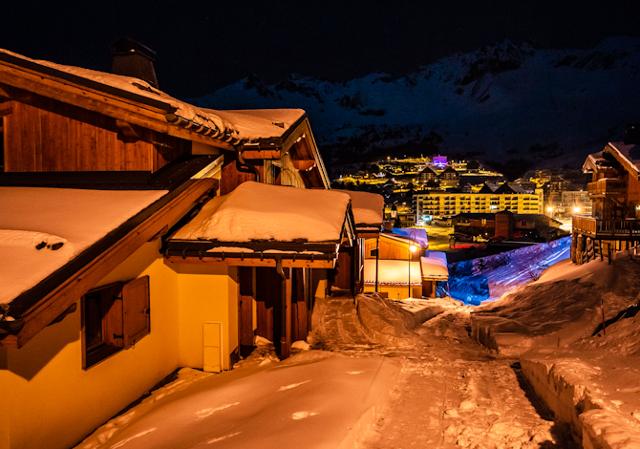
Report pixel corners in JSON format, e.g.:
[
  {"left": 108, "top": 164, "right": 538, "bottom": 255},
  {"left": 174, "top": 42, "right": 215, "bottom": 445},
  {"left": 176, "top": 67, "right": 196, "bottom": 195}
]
[{"left": 470, "top": 252, "right": 640, "bottom": 448}]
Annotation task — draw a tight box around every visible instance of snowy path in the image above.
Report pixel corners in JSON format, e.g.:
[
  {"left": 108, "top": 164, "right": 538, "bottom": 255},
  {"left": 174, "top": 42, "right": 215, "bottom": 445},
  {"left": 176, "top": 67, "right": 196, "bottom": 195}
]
[
  {"left": 365, "top": 311, "right": 572, "bottom": 449},
  {"left": 311, "top": 296, "right": 381, "bottom": 352},
  {"left": 76, "top": 352, "right": 399, "bottom": 449},
  {"left": 312, "top": 296, "right": 574, "bottom": 448}
]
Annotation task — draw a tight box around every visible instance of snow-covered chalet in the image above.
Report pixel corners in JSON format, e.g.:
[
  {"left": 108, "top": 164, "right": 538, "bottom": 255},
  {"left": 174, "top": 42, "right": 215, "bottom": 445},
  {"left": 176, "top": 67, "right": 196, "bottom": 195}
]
[
  {"left": 0, "top": 41, "right": 368, "bottom": 449},
  {"left": 572, "top": 140, "right": 640, "bottom": 264}
]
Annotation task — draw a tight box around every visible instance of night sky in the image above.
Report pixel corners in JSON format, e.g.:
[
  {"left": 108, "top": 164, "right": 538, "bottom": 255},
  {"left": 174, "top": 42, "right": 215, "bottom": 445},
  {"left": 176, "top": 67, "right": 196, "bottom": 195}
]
[{"left": 2, "top": 1, "right": 639, "bottom": 98}]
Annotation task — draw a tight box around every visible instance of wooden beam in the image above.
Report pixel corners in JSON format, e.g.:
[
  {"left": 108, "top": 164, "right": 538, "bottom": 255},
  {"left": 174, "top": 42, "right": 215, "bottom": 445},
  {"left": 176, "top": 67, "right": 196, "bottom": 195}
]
[
  {"left": 10, "top": 179, "right": 216, "bottom": 347},
  {"left": 0, "top": 334, "right": 17, "bottom": 348},
  {"left": 0, "top": 100, "right": 13, "bottom": 116},
  {"left": 165, "top": 256, "right": 335, "bottom": 269},
  {"left": 240, "top": 149, "right": 281, "bottom": 160},
  {"left": 292, "top": 159, "right": 316, "bottom": 171}
]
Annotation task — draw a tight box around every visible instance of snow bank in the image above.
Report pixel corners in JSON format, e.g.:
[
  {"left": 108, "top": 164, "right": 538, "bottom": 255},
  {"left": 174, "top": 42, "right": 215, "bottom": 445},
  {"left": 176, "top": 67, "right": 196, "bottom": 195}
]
[
  {"left": 521, "top": 356, "right": 640, "bottom": 449},
  {"left": 335, "top": 190, "right": 384, "bottom": 226},
  {"left": 0, "top": 187, "right": 166, "bottom": 304},
  {"left": 470, "top": 255, "right": 640, "bottom": 357},
  {"left": 75, "top": 353, "right": 399, "bottom": 449},
  {"left": 355, "top": 294, "right": 444, "bottom": 347},
  {"left": 173, "top": 181, "right": 350, "bottom": 243},
  {"left": 469, "top": 251, "right": 640, "bottom": 449}
]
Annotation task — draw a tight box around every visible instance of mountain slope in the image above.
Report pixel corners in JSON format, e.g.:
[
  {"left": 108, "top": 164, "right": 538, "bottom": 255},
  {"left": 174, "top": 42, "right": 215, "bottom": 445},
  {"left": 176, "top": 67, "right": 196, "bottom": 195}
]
[{"left": 195, "top": 37, "right": 640, "bottom": 173}]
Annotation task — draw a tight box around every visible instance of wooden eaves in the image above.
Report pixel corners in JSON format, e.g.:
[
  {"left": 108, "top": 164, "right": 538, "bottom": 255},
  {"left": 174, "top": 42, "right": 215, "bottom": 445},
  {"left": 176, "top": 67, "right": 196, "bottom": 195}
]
[
  {"left": 0, "top": 177, "right": 218, "bottom": 348},
  {"left": 0, "top": 51, "right": 236, "bottom": 151},
  {"left": 164, "top": 239, "right": 338, "bottom": 269},
  {"left": 605, "top": 142, "right": 640, "bottom": 179}
]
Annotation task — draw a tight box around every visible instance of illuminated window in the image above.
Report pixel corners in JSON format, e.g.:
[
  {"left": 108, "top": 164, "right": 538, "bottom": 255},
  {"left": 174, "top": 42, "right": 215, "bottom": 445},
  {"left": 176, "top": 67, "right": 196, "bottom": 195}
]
[{"left": 82, "top": 276, "right": 150, "bottom": 368}]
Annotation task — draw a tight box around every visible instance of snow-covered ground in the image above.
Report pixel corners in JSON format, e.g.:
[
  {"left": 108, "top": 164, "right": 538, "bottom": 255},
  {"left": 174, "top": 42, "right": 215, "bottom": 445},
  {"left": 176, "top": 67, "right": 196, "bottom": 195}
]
[
  {"left": 471, "top": 250, "right": 640, "bottom": 448},
  {"left": 76, "top": 350, "right": 398, "bottom": 449}
]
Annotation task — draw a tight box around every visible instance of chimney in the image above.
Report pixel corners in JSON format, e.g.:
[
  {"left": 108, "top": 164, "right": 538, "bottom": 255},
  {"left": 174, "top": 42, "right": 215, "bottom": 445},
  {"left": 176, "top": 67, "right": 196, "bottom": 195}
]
[{"left": 111, "top": 37, "right": 159, "bottom": 88}]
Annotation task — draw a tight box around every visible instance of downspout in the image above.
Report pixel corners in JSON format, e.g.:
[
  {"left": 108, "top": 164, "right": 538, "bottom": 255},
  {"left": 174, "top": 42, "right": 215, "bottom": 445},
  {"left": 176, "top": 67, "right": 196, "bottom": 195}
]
[{"left": 236, "top": 148, "right": 261, "bottom": 182}]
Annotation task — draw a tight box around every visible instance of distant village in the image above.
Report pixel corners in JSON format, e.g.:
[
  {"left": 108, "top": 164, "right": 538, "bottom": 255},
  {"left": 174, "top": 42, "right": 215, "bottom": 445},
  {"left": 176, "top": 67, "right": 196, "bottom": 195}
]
[{"left": 332, "top": 154, "right": 591, "bottom": 243}]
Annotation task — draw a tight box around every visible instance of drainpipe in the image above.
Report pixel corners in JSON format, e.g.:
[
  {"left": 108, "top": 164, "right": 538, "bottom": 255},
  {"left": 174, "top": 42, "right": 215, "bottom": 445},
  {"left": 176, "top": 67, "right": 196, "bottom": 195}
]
[{"left": 236, "top": 148, "right": 261, "bottom": 182}]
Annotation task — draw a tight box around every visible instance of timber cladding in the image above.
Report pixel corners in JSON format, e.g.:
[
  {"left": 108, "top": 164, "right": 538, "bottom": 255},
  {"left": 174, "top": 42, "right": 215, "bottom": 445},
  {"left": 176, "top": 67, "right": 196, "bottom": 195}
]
[{"left": 3, "top": 100, "right": 189, "bottom": 172}]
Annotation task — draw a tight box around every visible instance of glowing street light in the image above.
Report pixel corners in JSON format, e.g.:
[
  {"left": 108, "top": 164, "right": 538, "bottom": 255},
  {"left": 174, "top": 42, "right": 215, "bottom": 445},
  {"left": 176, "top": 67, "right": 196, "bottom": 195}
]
[
  {"left": 572, "top": 205, "right": 582, "bottom": 214},
  {"left": 546, "top": 206, "right": 554, "bottom": 214},
  {"left": 408, "top": 244, "right": 418, "bottom": 298}
]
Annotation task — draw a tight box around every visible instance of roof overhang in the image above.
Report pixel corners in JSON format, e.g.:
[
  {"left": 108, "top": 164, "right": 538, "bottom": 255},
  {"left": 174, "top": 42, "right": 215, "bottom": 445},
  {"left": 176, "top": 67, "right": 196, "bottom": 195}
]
[
  {"left": 0, "top": 51, "right": 239, "bottom": 151},
  {"left": 605, "top": 142, "right": 640, "bottom": 179},
  {"left": 164, "top": 239, "right": 339, "bottom": 269},
  {"left": 0, "top": 178, "right": 217, "bottom": 348}
]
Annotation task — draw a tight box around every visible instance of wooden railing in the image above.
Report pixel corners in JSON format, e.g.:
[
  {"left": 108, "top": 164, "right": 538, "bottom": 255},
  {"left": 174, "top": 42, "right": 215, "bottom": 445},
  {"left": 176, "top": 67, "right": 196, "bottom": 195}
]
[
  {"left": 587, "top": 178, "right": 625, "bottom": 196},
  {"left": 573, "top": 215, "right": 640, "bottom": 238},
  {"left": 572, "top": 215, "right": 597, "bottom": 235}
]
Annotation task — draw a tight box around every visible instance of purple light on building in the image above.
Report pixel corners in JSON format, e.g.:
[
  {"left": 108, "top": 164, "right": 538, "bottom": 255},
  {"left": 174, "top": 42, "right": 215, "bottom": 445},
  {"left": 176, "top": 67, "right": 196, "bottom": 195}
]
[{"left": 433, "top": 155, "right": 447, "bottom": 168}]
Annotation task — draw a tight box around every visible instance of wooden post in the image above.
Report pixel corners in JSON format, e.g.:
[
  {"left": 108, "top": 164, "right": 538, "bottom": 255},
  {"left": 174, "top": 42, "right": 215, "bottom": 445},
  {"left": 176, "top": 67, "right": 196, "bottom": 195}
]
[
  {"left": 280, "top": 267, "right": 292, "bottom": 359},
  {"left": 306, "top": 268, "right": 313, "bottom": 334},
  {"left": 599, "top": 240, "right": 603, "bottom": 261},
  {"left": 375, "top": 236, "right": 380, "bottom": 293}
]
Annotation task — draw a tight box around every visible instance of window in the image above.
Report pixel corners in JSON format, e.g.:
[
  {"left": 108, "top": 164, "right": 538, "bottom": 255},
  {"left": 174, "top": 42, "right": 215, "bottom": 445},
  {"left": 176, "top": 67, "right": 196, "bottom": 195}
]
[{"left": 82, "top": 276, "right": 150, "bottom": 368}]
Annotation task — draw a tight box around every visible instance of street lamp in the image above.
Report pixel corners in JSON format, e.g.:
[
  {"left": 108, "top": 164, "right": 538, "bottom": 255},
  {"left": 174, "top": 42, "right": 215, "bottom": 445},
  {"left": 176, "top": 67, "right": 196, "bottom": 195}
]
[{"left": 408, "top": 244, "right": 418, "bottom": 298}]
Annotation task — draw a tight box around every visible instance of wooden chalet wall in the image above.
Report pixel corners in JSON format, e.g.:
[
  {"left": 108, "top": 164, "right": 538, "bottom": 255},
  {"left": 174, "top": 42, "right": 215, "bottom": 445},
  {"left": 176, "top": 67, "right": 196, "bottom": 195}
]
[
  {"left": 627, "top": 170, "right": 640, "bottom": 217},
  {"left": 2, "top": 100, "right": 189, "bottom": 172},
  {"left": 364, "top": 235, "right": 421, "bottom": 261}
]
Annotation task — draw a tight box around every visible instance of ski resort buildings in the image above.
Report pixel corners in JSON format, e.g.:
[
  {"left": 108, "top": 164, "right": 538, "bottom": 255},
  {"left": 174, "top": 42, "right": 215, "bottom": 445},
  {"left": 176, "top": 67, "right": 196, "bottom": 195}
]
[
  {"left": 414, "top": 184, "right": 544, "bottom": 222},
  {"left": 0, "top": 43, "right": 371, "bottom": 449}
]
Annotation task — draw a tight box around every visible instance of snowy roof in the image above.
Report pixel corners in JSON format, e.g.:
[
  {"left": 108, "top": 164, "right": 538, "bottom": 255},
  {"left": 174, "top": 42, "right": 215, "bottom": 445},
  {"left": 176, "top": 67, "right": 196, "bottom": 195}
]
[
  {"left": 582, "top": 152, "right": 607, "bottom": 172},
  {"left": 0, "top": 187, "right": 167, "bottom": 304},
  {"left": 387, "top": 228, "right": 429, "bottom": 248},
  {"left": 210, "top": 109, "right": 306, "bottom": 141},
  {"left": 606, "top": 141, "right": 640, "bottom": 174},
  {"left": 0, "top": 48, "right": 309, "bottom": 148},
  {"left": 336, "top": 190, "right": 384, "bottom": 226},
  {"left": 420, "top": 252, "right": 449, "bottom": 280},
  {"left": 363, "top": 259, "right": 422, "bottom": 286},
  {"left": 172, "top": 181, "right": 351, "bottom": 243}
]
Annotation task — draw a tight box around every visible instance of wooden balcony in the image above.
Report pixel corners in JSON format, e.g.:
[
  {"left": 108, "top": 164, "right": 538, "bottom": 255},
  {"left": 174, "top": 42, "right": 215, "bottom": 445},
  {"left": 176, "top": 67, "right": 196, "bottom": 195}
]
[
  {"left": 587, "top": 178, "right": 625, "bottom": 196},
  {"left": 573, "top": 215, "right": 640, "bottom": 239}
]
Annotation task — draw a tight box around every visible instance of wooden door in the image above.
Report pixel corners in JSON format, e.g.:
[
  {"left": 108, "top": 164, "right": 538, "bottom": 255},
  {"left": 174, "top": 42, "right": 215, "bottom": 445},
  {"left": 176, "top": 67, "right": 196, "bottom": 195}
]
[{"left": 238, "top": 267, "right": 255, "bottom": 357}]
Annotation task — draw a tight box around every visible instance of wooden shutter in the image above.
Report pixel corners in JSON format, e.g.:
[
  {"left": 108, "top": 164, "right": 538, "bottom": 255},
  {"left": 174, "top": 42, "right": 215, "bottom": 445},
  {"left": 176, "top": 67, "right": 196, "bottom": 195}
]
[{"left": 122, "top": 276, "right": 150, "bottom": 348}]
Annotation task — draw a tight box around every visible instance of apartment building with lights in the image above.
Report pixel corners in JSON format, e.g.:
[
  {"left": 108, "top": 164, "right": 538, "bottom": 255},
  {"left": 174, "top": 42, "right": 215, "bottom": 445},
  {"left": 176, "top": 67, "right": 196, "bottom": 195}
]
[{"left": 414, "top": 183, "right": 544, "bottom": 222}]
